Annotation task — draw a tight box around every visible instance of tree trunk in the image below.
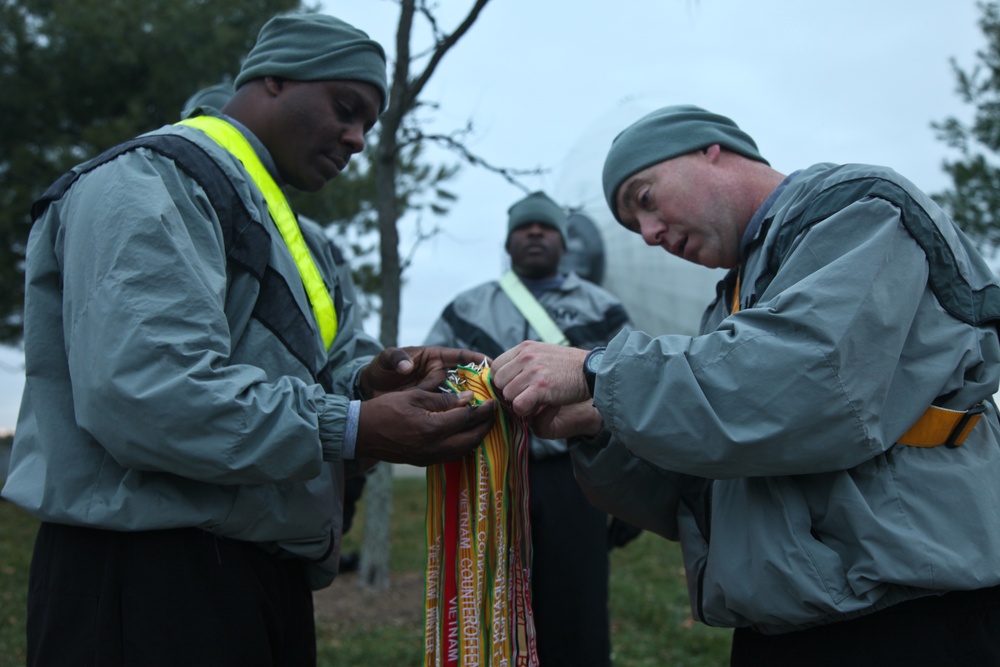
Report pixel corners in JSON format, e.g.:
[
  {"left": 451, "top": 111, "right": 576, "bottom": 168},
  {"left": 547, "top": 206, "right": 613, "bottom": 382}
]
[
  {"left": 356, "top": 0, "right": 491, "bottom": 591},
  {"left": 357, "top": 462, "right": 394, "bottom": 589},
  {"left": 356, "top": 83, "right": 405, "bottom": 591},
  {"left": 375, "top": 124, "right": 402, "bottom": 349}
]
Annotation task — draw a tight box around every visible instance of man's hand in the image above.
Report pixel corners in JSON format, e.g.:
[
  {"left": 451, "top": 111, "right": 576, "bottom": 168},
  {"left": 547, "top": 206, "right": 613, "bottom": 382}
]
[
  {"left": 529, "top": 400, "right": 604, "bottom": 440},
  {"left": 491, "top": 341, "right": 590, "bottom": 417},
  {"left": 359, "top": 346, "right": 489, "bottom": 398},
  {"left": 355, "top": 388, "right": 496, "bottom": 465}
]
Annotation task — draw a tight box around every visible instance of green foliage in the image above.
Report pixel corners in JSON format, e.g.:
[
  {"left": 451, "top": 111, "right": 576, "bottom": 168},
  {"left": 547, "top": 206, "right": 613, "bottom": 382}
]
[
  {"left": 933, "top": 0, "right": 1000, "bottom": 248},
  {"left": 0, "top": 0, "right": 460, "bottom": 339},
  {"left": 0, "top": 0, "right": 303, "bottom": 343}
]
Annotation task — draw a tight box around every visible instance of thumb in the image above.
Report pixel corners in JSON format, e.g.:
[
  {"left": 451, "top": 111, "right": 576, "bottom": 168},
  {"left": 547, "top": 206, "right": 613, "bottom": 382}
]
[
  {"left": 361, "top": 347, "right": 414, "bottom": 397},
  {"left": 419, "top": 389, "right": 478, "bottom": 412},
  {"left": 378, "top": 347, "right": 413, "bottom": 373}
]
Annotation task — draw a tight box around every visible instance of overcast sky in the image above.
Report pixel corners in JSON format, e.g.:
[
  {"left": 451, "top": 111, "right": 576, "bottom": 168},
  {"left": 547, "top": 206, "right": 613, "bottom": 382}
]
[{"left": 0, "top": 0, "right": 987, "bottom": 433}]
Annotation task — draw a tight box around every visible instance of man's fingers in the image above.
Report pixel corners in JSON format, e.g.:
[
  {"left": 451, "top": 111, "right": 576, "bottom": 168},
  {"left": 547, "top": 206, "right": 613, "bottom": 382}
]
[
  {"left": 379, "top": 347, "right": 412, "bottom": 373},
  {"left": 407, "top": 391, "right": 496, "bottom": 463},
  {"left": 510, "top": 391, "right": 541, "bottom": 418},
  {"left": 491, "top": 341, "right": 550, "bottom": 399},
  {"left": 492, "top": 343, "right": 523, "bottom": 374},
  {"left": 399, "top": 389, "right": 496, "bottom": 436},
  {"left": 423, "top": 345, "right": 489, "bottom": 369},
  {"left": 359, "top": 347, "right": 412, "bottom": 397},
  {"left": 423, "top": 390, "right": 497, "bottom": 425},
  {"left": 410, "top": 388, "right": 474, "bottom": 410},
  {"left": 429, "top": 399, "right": 498, "bottom": 460},
  {"left": 527, "top": 404, "right": 562, "bottom": 438},
  {"left": 356, "top": 390, "right": 497, "bottom": 465},
  {"left": 490, "top": 345, "right": 524, "bottom": 389}
]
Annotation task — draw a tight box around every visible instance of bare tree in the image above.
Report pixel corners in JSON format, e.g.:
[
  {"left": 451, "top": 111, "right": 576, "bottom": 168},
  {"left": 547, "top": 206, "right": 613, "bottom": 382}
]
[
  {"left": 375, "top": 0, "right": 490, "bottom": 347},
  {"left": 358, "top": 0, "right": 544, "bottom": 590},
  {"left": 357, "top": 0, "right": 491, "bottom": 590}
]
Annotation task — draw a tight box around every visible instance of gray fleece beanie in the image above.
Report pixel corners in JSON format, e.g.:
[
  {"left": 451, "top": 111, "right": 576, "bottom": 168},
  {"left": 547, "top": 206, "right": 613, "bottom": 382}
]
[
  {"left": 506, "top": 191, "right": 568, "bottom": 246},
  {"left": 235, "top": 13, "right": 388, "bottom": 113},
  {"left": 602, "top": 105, "right": 768, "bottom": 220}
]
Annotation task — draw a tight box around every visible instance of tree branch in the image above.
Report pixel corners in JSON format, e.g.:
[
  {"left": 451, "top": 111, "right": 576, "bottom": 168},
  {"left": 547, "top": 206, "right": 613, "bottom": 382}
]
[
  {"left": 414, "top": 129, "right": 548, "bottom": 190},
  {"left": 399, "top": 213, "right": 441, "bottom": 273},
  {"left": 401, "top": 0, "right": 491, "bottom": 113},
  {"left": 417, "top": 0, "right": 445, "bottom": 42},
  {"left": 389, "top": 0, "right": 417, "bottom": 121}
]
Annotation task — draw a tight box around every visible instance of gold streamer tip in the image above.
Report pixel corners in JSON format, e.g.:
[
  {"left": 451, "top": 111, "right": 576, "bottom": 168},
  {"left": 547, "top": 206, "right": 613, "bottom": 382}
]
[{"left": 438, "top": 358, "right": 492, "bottom": 406}]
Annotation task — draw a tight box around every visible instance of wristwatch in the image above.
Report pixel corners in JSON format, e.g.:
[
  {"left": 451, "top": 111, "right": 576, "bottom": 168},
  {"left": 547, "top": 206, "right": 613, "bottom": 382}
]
[{"left": 583, "top": 346, "right": 606, "bottom": 397}]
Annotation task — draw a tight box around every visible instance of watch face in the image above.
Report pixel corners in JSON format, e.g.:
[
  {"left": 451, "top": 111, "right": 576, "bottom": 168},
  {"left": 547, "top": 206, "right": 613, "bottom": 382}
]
[{"left": 586, "top": 349, "right": 605, "bottom": 373}]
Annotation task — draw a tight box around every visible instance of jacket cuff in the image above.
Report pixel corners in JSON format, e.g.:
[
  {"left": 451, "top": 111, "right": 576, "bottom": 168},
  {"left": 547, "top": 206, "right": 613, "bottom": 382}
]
[{"left": 317, "top": 394, "right": 350, "bottom": 461}]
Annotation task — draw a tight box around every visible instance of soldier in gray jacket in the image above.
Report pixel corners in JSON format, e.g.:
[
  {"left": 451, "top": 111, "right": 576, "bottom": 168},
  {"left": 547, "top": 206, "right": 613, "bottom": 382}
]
[
  {"left": 425, "top": 191, "right": 631, "bottom": 667},
  {"left": 3, "top": 14, "right": 494, "bottom": 666},
  {"left": 491, "top": 105, "right": 1000, "bottom": 665}
]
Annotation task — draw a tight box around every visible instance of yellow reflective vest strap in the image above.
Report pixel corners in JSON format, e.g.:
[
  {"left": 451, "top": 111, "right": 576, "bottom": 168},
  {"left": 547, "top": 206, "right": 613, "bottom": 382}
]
[
  {"left": 176, "top": 116, "right": 337, "bottom": 349},
  {"left": 498, "top": 270, "right": 570, "bottom": 346}
]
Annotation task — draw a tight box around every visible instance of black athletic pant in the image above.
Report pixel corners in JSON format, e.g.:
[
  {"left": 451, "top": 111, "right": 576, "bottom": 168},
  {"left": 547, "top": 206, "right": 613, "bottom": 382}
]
[
  {"left": 27, "top": 522, "right": 316, "bottom": 667},
  {"left": 731, "top": 584, "right": 1000, "bottom": 666},
  {"left": 529, "top": 452, "right": 612, "bottom": 667}
]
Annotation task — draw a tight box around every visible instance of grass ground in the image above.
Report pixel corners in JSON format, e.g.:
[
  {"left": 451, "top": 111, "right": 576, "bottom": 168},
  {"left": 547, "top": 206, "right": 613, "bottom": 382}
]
[
  {"left": 0, "top": 500, "right": 33, "bottom": 667},
  {"left": 0, "top": 477, "right": 732, "bottom": 666}
]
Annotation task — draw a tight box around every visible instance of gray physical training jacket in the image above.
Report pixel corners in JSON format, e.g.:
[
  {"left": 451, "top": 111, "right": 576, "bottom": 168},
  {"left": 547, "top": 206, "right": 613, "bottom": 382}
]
[
  {"left": 572, "top": 162, "right": 1000, "bottom": 633},
  {"left": 424, "top": 272, "right": 630, "bottom": 458},
  {"left": 2, "top": 121, "right": 379, "bottom": 589}
]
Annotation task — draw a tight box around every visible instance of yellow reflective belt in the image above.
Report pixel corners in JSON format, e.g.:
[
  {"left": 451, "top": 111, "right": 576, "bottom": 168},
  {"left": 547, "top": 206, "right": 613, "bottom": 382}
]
[
  {"left": 898, "top": 403, "right": 986, "bottom": 448},
  {"left": 177, "top": 116, "right": 337, "bottom": 349},
  {"left": 731, "top": 273, "right": 741, "bottom": 314}
]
